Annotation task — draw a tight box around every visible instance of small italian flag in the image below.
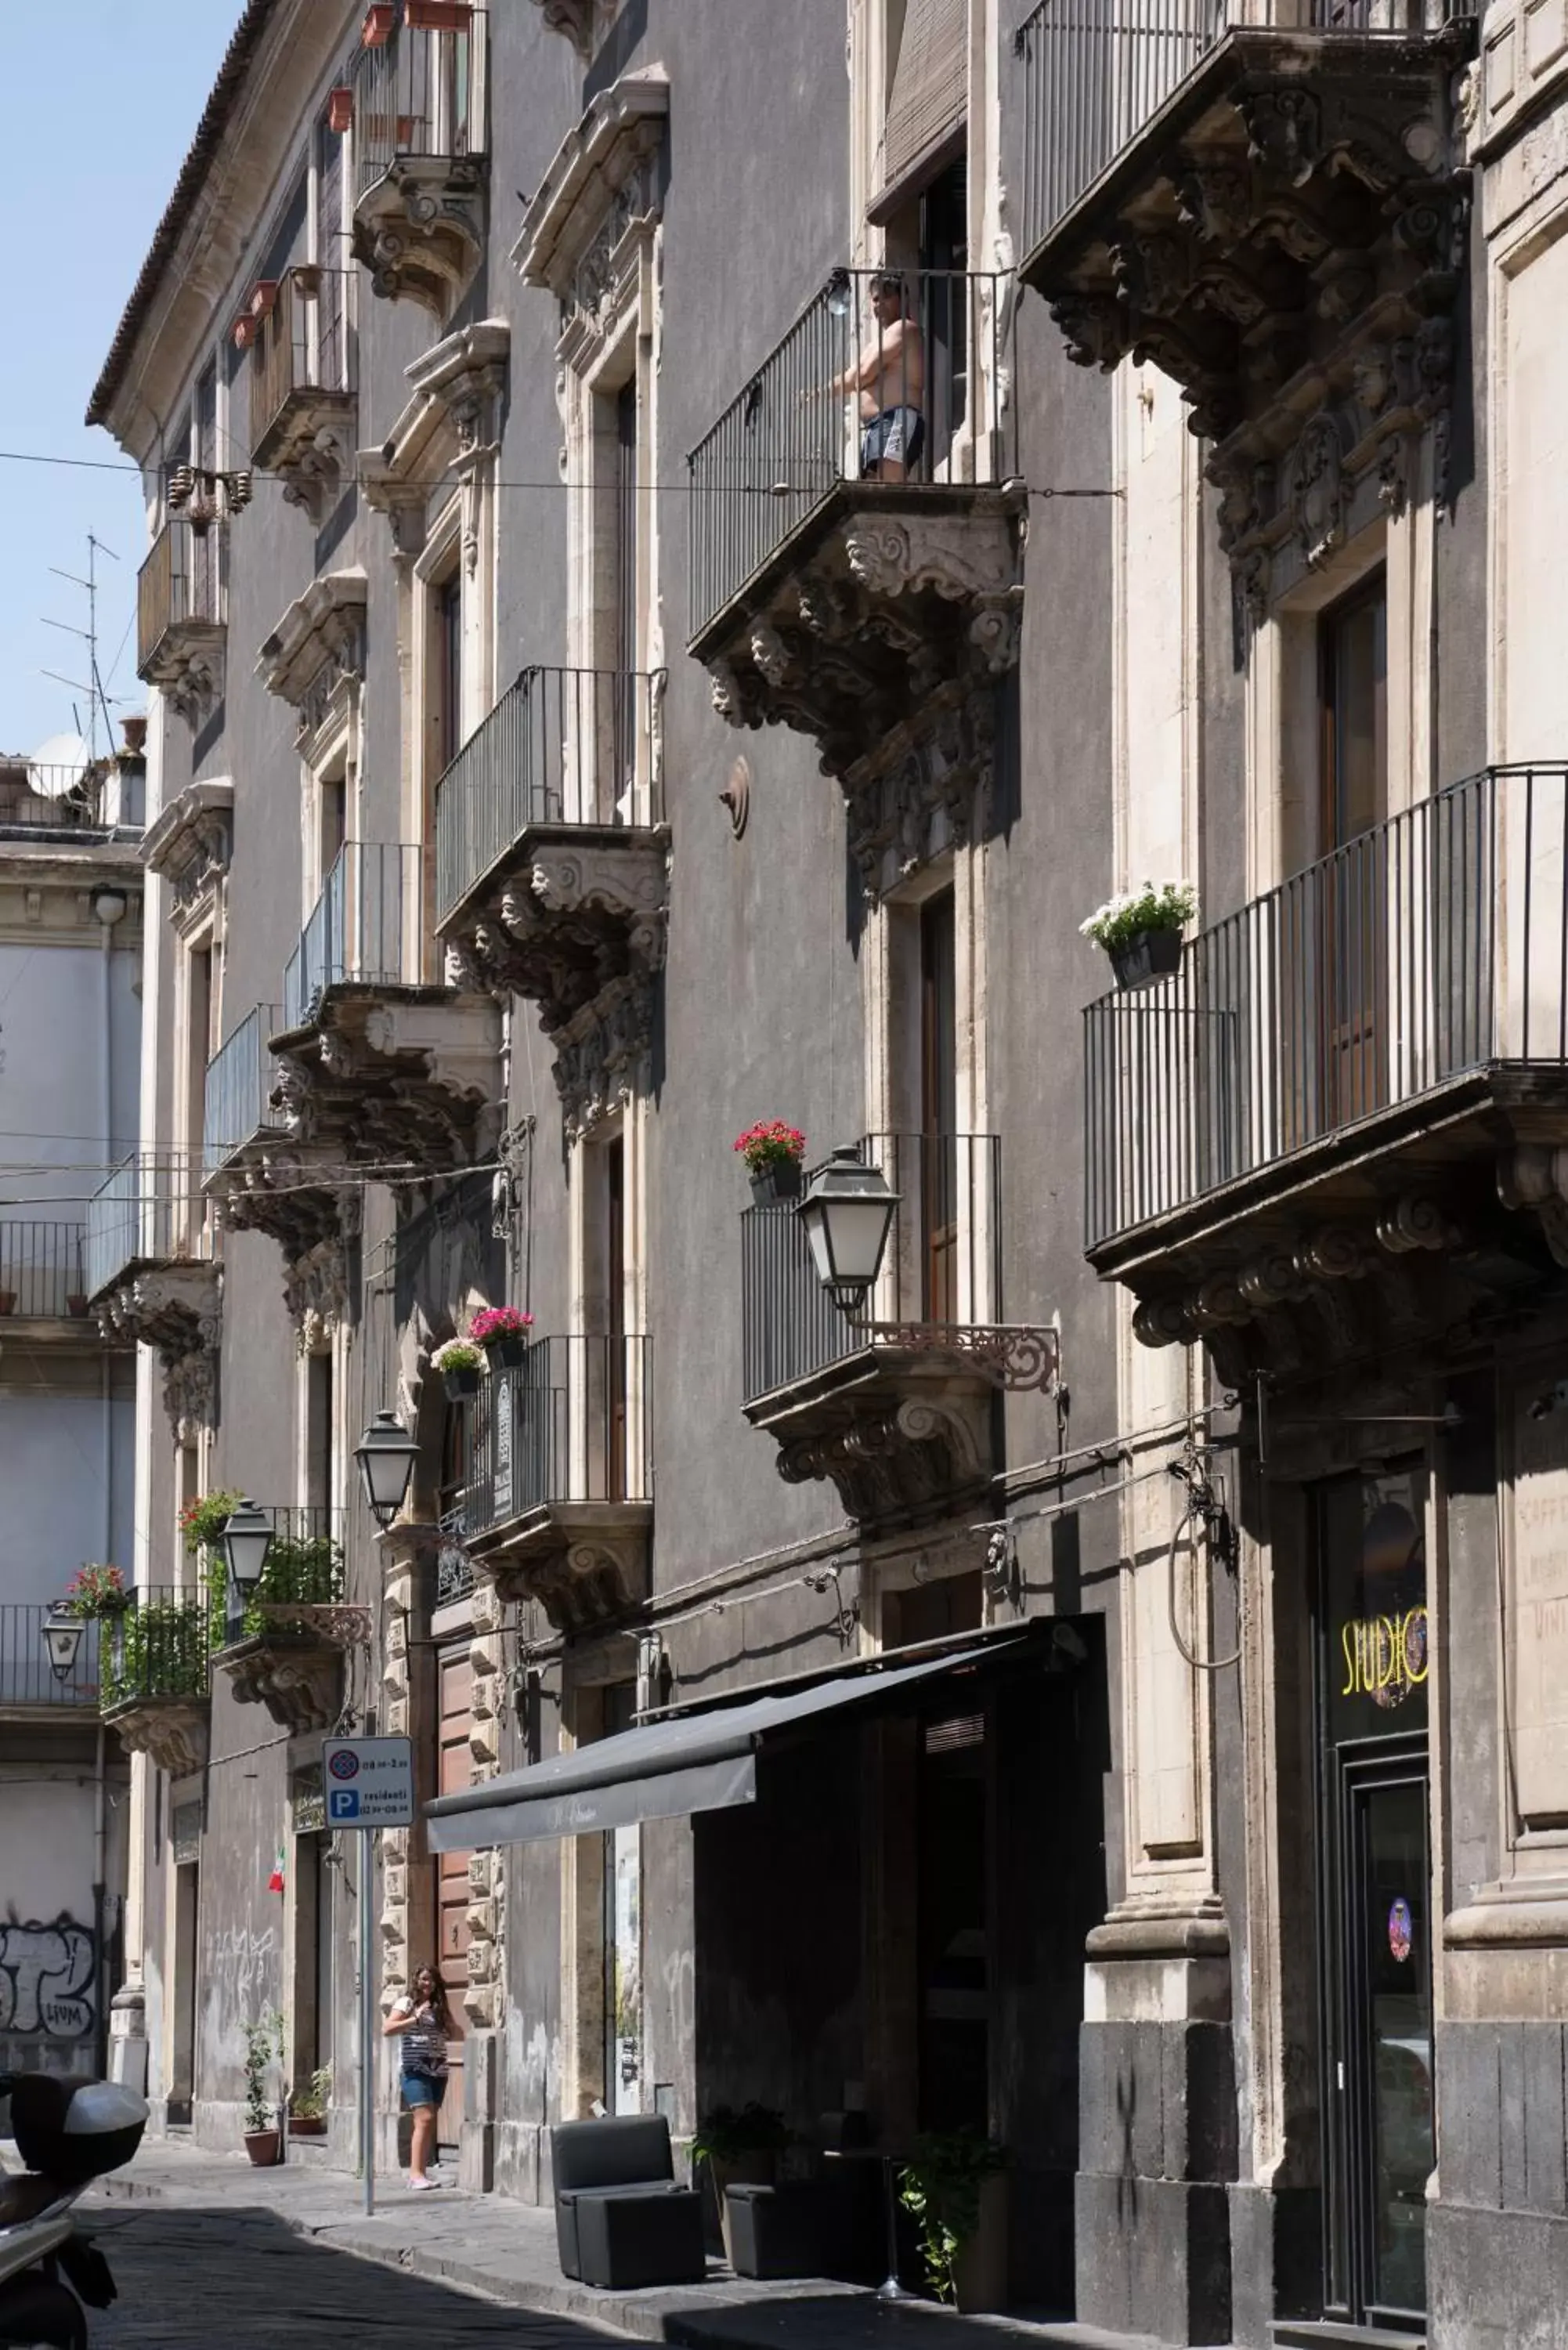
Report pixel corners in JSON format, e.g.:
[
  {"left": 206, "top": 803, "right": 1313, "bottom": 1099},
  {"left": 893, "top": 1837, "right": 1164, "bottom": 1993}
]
[{"left": 268, "top": 1842, "right": 286, "bottom": 1896}]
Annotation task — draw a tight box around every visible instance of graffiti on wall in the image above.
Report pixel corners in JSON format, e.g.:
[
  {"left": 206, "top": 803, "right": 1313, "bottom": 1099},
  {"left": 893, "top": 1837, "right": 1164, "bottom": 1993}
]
[
  {"left": 0, "top": 1918, "right": 96, "bottom": 2040},
  {"left": 205, "top": 1924, "right": 277, "bottom": 2018}
]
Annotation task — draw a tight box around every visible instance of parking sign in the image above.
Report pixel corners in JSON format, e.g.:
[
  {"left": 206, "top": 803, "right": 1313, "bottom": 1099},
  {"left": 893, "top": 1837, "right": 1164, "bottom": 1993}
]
[{"left": 321, "top": 1737, "right": 415, "bottom": 1829}]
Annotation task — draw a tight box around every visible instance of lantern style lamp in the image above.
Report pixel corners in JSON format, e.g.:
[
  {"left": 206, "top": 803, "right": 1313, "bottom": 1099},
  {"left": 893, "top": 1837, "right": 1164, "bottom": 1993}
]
[
  {"left": 220, "top": 1499, "right": 276, "bottom": 1603},
  {"left": 42, "top": 1607, "right": 84, "bottom": 1684},
  {"left": 355, "top": 1410, "right": 420, "bottom": 1529},
  {"left": 797, "top": 1146, "right": 900, "bottom": 1318}
]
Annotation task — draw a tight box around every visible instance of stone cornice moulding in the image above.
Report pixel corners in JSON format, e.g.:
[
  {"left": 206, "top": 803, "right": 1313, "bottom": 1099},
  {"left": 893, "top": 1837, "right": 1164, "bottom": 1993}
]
[
  {"left": 359, "top": 320, "right": 510, "bottom": 557},
  {"left": 526, "top": 0, "right": 595, "bottom": 57},
  {"left": 140, "top": 777, "right": 234, "bottom": 895},
  {"left": 512, "top": 73, "right": 670, "bottom": 295},
  {"left": 257, "top": 569, "right": 368, "bottom": 707},
  {"left": 92, "top": 0, "right": 361, "bottom": 461}
]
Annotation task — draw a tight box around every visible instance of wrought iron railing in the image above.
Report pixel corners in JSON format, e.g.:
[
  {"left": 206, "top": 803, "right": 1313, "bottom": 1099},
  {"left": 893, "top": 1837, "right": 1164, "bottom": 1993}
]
[
  {"left": 0, "top": 1607, "right": 102, "bottom": 1709},
  {"left": 282, "top": 842, "right": 421, "bottom": 1029},
  {"left": 249, "top": 266, "right": 354, "bottom": 457},
  {"left": 688, "top": 266, "right": 1017, "bottom": 638},
  {"left": 0, "top": 1223, "right": 89, "bottom": 1319},
  {"left": 434, "top": 666, "right": 665, "bottom": 924},
  {"left": 0, "top": 759, "right": 128, "bottom": 835},
  {"left": 461, "top": 1335, "right": 652, "bottom": 1538},
  {"left": 741, "top": 1132, "right": 1002, "bottom": 1405},
  {"left": 102, "top": 1586, "right": 211, "bottom": 1711},
  {"left": 85, "top": 1154, "right": 210, "bottom": 1303},
  {"left": 1084, "top": 765, "right": 1568, "bottom": 1249},
  {"left": 136, "top": 519, "right": 222, "bottom": 675},
  {"left": 353, "top": 1, "right": 481, "bottom": 196},
  {"left": 1017, "top": 0, "right": 1476, "bottom": 262},
  {"left": 204, "top": 1004, "right": 287, "bottom": 1177}
]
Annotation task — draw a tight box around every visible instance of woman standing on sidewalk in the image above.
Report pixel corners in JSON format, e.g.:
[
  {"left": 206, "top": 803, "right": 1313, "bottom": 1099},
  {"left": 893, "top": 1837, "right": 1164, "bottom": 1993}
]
[{"left": 383, "top": 1964, "right": 452, "bottom": 2190}]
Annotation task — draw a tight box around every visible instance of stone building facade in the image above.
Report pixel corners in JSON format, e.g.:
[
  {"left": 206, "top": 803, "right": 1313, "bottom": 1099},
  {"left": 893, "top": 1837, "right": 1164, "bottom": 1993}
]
[{"left": 86, "top": 0, "right": 1566, "bottom": 2342}]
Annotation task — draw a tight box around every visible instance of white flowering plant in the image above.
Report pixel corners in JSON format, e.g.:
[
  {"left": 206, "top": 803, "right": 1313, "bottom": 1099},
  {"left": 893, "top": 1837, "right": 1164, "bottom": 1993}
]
[
  {"left": 432, "top": 1337, "right": 482, "bottom": 1374},
  {"left": 1079, "top": 880, "right": 1197, "bottom": 955}
]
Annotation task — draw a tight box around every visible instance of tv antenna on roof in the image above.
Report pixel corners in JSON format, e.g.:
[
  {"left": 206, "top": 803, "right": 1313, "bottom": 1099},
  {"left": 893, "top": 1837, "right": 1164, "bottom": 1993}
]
[{"left": 39, "top": 534, "right": 121, "bottom": 761}]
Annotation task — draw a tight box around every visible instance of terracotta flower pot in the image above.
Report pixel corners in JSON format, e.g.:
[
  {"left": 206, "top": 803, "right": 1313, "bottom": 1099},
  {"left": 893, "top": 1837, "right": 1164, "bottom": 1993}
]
[
  {"left": 244, "top": 2129, "right": 280, "bottom": 2167},
  {"left": 709, "top": 2151, "right": 777, "bottom": 2267},
  {"left": 362, "top": 3, "right": 396, "bottom": 45},
  {"left": 327, "top": 85, "right": 353, "bottom": 134},
  {"left": 406, "top": 0, "right": 471, "bottom": 25},
  {"left": 250, "top": 280, "right": 279, "bottom": 320},
  {"left": 951, "top": 2173, "right": 1009, "bottom": 2314},
  {"left": 748, "top": 1160, "right": 803, "bottom": 1206},
  {"left": 287, "top": 2114, "right": 326, "bottom": 2138},
  {"left": 1108, "top": 926, "right": 1183, "bottom": 990},
  {"left": 66, "top": 1294, "right": 88, "bottom": 1318},
  {"left": 0, "top": 1292, "right": 14, "bottom": 1316}
]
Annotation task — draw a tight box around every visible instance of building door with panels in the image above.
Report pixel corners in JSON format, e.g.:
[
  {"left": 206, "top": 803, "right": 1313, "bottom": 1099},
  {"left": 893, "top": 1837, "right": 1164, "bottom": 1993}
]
[
  {"left": 1314, "top": 572, "right": 1388, "bottom": 1133},
  {"left": 1315, "top": 1468, "right": 1433, "bottom": 2334},
  {"left": 919, "top": 890, "right": 959, "bottom": 1321},
  {"left": 434, "top": 1649, "right": 471, "bottom": 2146},
  {"left": 601, "top": 1680, "right": 641, "bottom": 2113}
]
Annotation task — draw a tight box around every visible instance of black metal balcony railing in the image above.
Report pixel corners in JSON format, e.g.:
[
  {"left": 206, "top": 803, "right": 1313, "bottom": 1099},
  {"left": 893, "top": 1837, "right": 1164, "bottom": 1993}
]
[
  {"left": 103, "top": 1587, "right": 211, "bottom": 1711},
  {"left": 354, "top": 3, "right": 479, "bottom": 197},
  {"left": 688, "top": 266, "right": 1017, "bottom": 638},
  {"left": 282, "top": 842, "right": 421, "bottom": 1029},
  {"left": 136, "top": 518, "right": 222, "bottom": 676},
  {"left": 1017, "top": 0, "right": 1475, "bottom": 262},
  {"left": 1084, "top": 765, "right": 1568, "bottom": 1249},
  {"left": 741, "top": 1132, "right": 1002, "bottom": 1405},
  {"left": 249, "top": 266, "right": 354, "bottom": 457},
  {"left": 204, "top": 1004, "right": 287, "bottom": 1178},
  {"left": 0, "top": 1223, "right": 89, "bottom": 1318},
  {"left": 0, "top": 1607, "right": 102, "bottom": 1709},
  {"left": 0, "top": 759, "right": 125, "bottom": 835},
  {"left": 462, "top": 1335, "right": 652, "bottom": 1539},
  {"left": 85, "top": 1154, "right": 209, "bottom": 1302},
  {"left": 434, "top": 667, "right": 665, "bottom": 926}
]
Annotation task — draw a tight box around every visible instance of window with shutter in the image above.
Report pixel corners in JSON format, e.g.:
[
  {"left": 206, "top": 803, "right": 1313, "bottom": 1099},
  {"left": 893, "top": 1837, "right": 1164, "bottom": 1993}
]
[{"left": 873, "top": 0, "right": 968, "bottom": 221}]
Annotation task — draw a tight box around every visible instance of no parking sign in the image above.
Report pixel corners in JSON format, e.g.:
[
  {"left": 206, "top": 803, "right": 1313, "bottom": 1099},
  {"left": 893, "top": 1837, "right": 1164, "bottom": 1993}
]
[{"left": 323, "top": 1736, "right": 415, "bottom": 1828}]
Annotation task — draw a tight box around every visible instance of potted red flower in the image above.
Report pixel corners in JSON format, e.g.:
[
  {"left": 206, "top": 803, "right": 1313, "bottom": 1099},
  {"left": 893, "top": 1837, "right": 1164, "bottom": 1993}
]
[
  {"left": 470, "top": 1305, "right": 533, "bottom": 1372},
  {"left": 734, "top": 1120, "right": 807, "bottom": 1206}
]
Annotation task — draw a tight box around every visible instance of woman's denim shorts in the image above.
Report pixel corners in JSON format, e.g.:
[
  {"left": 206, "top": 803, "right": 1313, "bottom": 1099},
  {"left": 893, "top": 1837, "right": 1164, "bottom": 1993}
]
[{"left": 402, "top": 2073, "right": 443, "bottom": 2110}]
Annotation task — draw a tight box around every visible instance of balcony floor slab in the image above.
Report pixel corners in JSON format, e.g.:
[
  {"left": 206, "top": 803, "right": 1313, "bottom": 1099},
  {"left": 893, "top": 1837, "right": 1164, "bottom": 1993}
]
[
  {"left": 744, "top": 1345, "right": 1000, "bottom": 1531},
  {"left": 269, "top": 983, "right": 503, "bottom": 1172},
  {"left": 467, "top": 1499, "right": 652, "bottom": 1634}
]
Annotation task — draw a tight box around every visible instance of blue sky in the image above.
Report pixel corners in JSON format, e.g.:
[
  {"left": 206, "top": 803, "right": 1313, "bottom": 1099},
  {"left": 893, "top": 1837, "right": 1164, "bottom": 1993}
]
[{"left": 0, "top": 1, "right": 243, "bottom": 756}]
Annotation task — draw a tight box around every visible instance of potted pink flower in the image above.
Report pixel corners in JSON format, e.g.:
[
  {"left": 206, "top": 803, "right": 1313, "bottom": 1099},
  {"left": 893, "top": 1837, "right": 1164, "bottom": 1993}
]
[
  {"left": 734, "top": 1120, "right": 807, "bottom": 1206},
  {"left": 469, "top": 1305, "right": 533, "bottom": 1372}
]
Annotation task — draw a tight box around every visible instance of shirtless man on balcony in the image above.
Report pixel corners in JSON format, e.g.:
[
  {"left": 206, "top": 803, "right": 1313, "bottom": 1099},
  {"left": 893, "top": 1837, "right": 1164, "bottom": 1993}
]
[{"left": 822, "top": 270, "right": 927, "bottom": 483}]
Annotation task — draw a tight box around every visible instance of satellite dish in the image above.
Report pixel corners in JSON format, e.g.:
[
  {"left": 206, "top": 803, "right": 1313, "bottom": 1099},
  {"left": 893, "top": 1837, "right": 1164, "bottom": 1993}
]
[{"left": 27, "top": 733, "right": 93, "bottom": 800}]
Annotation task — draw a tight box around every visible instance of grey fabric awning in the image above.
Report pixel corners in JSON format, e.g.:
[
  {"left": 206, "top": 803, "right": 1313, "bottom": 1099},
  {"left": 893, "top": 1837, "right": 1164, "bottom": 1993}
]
[{"left": 425, "top": 1636, "right": 1028, "bottom": 1851}]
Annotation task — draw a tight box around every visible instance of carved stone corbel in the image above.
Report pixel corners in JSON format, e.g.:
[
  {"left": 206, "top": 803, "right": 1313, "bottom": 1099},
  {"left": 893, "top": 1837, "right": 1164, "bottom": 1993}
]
[{"left": 1498, "top": 1145, "right": 1568, "bottom": 1269}]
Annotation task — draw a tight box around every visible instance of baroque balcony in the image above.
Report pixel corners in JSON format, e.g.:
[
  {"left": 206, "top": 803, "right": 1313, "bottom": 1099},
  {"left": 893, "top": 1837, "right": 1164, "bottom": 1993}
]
[
  {"left": 269, "top": 841, "right": 503, "bottom": 1173},
  {"left": 247, "top": 266, "right": 356, "bottom": 521},
  {"left": 688, "top": 267, "right": 1024, "bottom": 897},
  {"left": 86, "top": 1154, "right": 219, "bottom": 1436},
  {"left": 459, "top": 1334, "right": 652, "bottom": 1633},
  {"left": 742, "top": 1133, "right": 1057, "bottom": 1529},
  {"left": 211, "top": 1507, "right": 358, "bottom": 1734},
  {"left": 350, "top": 1, "right": 486, "bottom": 320},
  {"left": 136, "top": 518, "right": 225, "bottom": 722},
  {"left": 1083, "top": 764, "right": 1568, "bottom": 1384},
  {"left": 435, "top": 666, "right": 667, "bottom": 1140},
  {"left": 1016, "top": 0, "right": 1476, "bottom": 613},
  {"left": 100, "top": 1585, "right": 212, "bottom": 1776}
]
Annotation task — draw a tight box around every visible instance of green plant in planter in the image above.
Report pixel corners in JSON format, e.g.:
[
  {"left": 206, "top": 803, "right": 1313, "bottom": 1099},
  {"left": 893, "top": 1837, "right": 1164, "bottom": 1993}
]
[
  {"left": 243, "top": 2009, "right": 284, "bottom": 2135},
  {"left": 63, "top": 1563, "right": 132, "bottom": 1618},
  {"left": 1078, "top": 880, "right": 1197, "bottom": 956},
  {"left": 898, "top": 2130, "right": 1006, "bottom": 2305},
  {"left": 691, "top": 2102, "right": 791, "bottom": 2166},
  {"left": 181, "top": 1489, "right": 244, "bottom": 1559},
  {"left": 290, "top": 2063, "right": 331, "bottom": 2122}
]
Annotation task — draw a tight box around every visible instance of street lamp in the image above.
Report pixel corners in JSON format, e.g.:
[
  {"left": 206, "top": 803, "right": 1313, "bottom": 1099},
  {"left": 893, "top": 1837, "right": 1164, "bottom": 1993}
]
[
  {"left": 354, "top": 1411, "right": 420, "bottom": 1530},
  {"left": 220, "top": 1499, "right": 276, "bottom": 1610},
  {"left": 797, "top": 1146, "right": 900, "bottom": 1318},
  {"left": 42, "top": 1607, "right": 84, "bottom": 1684}
]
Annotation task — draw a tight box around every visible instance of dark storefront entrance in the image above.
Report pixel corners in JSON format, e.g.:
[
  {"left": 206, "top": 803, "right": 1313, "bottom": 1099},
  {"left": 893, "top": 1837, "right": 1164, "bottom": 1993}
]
[{"left": 1315, "top": 1470, "right": 1433, "bottom": 2336}]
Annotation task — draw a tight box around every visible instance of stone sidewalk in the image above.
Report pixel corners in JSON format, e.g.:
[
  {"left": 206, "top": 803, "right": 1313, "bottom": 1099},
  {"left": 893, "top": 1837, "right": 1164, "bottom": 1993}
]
[{"left": 89, "top": 2137, "right": 1180, "bottom": 2350}]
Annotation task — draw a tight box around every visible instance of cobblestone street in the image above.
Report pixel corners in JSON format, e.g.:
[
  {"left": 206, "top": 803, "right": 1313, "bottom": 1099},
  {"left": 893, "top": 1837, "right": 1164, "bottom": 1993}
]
[{"left": 82, "top": 2201, "right": 618, "bottom": 2349}]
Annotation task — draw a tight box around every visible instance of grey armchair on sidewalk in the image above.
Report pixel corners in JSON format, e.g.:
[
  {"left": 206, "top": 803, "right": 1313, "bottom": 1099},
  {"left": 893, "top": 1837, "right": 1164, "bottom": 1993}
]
[{"left": 550, "top": 2114, "right": 706, "bottom": 2290}]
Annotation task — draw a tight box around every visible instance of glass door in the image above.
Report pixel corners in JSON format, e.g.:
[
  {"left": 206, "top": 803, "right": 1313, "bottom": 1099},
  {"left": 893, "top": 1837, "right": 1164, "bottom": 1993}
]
[{"left": 1316, "top": 1470, "right": 1433, "bottom": 2334}]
